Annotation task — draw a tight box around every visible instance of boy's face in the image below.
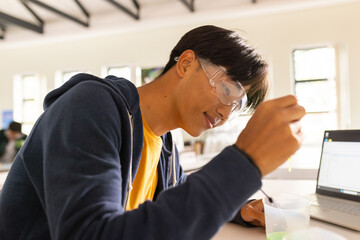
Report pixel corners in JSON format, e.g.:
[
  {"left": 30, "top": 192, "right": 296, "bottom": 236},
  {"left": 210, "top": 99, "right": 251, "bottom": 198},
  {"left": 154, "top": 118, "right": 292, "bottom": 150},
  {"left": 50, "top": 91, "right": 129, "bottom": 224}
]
[
  {"left": 173, "top": 59, "right": 242, "bottom": 137},
  {"left": 5, "top": 129, "right": 21, "bottom": 141}
]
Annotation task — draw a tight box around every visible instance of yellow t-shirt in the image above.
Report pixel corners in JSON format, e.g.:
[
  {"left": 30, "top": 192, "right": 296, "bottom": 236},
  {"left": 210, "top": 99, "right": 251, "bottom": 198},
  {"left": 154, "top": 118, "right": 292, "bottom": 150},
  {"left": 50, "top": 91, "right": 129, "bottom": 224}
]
[{"left": 126, "top": 117, "right": 163, "bottom": 211}]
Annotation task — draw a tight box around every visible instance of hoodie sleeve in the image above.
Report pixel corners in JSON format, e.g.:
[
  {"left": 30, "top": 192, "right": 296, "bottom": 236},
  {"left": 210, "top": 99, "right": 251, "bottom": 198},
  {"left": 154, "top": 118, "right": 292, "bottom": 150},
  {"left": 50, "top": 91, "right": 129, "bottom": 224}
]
[{"left": 40, "top": 81, "right": 262, "bottom": 240}]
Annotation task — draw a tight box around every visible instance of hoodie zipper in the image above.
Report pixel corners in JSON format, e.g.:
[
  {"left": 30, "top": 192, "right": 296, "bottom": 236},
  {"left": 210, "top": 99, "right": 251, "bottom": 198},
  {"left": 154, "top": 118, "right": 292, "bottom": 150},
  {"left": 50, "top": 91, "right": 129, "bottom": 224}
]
[
  {"left": 124, "top": 111, "right": 134, "bottom": 209},
  {"left": 171, "top": 140, "right": 177, "bottom": 187}
]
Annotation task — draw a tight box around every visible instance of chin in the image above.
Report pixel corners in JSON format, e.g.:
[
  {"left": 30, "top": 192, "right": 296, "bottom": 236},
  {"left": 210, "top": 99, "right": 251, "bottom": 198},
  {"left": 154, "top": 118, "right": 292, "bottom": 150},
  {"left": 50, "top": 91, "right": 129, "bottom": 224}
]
[
  {"left": 180, "top": 118, "right": 208, "bottom": 137},
  {"left": 189, "top": 132, "right": 201, "bottom": 137},
  {"left": 184, "top": 127, "right": 205, "bottom": 138}
]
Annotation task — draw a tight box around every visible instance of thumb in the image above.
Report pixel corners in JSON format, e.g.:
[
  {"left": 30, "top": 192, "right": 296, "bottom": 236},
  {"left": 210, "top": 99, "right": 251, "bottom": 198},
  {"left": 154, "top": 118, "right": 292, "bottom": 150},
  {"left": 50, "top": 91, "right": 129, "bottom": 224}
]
[{"left": 241, "top": 202, "right": 266, "bottom": 227}]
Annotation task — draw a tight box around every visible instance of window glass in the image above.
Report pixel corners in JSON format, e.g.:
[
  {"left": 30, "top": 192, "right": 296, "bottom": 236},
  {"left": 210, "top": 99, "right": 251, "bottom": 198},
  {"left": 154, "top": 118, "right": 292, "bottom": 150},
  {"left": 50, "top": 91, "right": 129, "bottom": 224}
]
[
  {"left": 62, "top": 71, "right": 80, "bottom": 83},
  {"left": 107, "top": 66, "right": 131, "bottom": 81},
  {"left": 289, "top": 46, "right": 338, "bottom": 171},
  {"left": 141, "top": 67, "right": 163, "bottom": 85},
  {"left": 22, "top": 101, "right": 37, "bottom": 123},
  {"left": 294, "top": 47, "right": 336, "bottom": 80},
  {"left": 55, "top": 71, "right": 81, "bottom": 88},
  {"left": 14, "top": 74, "right": 43, "bottom": 135},
  {"left": 295, "top": 80, "right": 337, "bottom": 112},
  {"left": 22, "top": 75, "right": 40, "bottom": 100}
]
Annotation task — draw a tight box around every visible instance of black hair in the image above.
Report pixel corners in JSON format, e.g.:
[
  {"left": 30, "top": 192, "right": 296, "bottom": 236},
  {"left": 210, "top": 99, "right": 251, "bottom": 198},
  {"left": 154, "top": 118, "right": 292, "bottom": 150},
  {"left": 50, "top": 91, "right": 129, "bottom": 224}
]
[
  {"left": 8, "top": 121, "right": 22, "bottom": 133},
  {"left": 161, "top": 25, "right": 268, "bottom": 111}
]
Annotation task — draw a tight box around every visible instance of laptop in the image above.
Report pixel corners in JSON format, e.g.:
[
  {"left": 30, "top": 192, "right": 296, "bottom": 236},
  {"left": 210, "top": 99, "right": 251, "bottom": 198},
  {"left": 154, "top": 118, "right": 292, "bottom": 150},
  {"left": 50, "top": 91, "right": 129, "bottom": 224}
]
[{"left": 306, "top": 130, "right": 360, "bottom": 231}]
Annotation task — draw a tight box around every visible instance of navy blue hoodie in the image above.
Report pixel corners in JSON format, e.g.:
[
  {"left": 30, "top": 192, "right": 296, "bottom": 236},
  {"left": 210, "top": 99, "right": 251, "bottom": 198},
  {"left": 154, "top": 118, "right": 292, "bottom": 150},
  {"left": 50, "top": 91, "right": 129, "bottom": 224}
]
[{"left": 0, "top": 74, "right": 262, "bottom": 240}]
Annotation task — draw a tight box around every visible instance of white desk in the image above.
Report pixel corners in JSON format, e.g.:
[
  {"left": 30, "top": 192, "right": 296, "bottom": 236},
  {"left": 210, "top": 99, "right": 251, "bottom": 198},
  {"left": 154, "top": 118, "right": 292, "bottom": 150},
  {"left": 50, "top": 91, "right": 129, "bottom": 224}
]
[
  {"left": 0, "top": 170, "right": 9, "bottom": 190},
  {"left": 1, "top": 171, "right": 359, "bottom": 239},
  {"left": 0, "top": 164, "right": 11, "bottom": 190},
  {"left": 212, "top": 180, "right": 360, "bottom": 240},
  {"left": 0, "top": 163, "right": 11, "bottom": 172}
]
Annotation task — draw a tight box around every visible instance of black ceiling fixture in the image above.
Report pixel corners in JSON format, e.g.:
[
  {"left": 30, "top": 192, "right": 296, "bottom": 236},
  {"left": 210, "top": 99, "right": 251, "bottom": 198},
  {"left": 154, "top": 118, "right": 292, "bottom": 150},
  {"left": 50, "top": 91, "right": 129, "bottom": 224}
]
[
  {"left": 0, "top": 0, "right": 141, "bottom": 40},
  {"left": 0, "top": 0, "right": 258, "bottom": 40},
  {"left": 0, "top": 12, "right": 43, "bottom": 34},
  {"left": 0, "top": 23, "right": 5, "bottom": 39},
  {"left": 104, "top": 0, "right": 140, "bottom": 20},
  {"left": 0, "top": 1, "right": 44, "bottom": 39},
  {"left": 21, "top": 0, "right": 90, "bottom": 27},
  {"left": 179, "top": 0, "right": 195, "bottom": 12}
]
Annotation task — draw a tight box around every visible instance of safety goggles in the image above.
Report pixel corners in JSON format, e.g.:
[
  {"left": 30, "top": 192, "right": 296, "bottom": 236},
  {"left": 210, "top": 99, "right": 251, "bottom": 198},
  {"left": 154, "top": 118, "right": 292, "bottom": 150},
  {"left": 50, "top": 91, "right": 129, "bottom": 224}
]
[{"left": 198, "top": 58, "right": 248, "bottom": 114}]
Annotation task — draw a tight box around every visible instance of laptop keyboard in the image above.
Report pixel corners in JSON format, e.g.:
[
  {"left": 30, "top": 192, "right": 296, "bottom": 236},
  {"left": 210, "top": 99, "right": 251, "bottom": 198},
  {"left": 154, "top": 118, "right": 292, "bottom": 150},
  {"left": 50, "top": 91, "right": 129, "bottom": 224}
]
[{"left": 309, "top": 195, "right": 360, "bottom": 216}]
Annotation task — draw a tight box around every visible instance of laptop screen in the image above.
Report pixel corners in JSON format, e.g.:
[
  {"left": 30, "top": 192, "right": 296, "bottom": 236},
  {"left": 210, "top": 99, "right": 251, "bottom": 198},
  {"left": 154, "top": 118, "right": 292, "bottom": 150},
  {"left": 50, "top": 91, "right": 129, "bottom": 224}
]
[{"left": 316, "top": 130, "right": 360, "bottom": 202}]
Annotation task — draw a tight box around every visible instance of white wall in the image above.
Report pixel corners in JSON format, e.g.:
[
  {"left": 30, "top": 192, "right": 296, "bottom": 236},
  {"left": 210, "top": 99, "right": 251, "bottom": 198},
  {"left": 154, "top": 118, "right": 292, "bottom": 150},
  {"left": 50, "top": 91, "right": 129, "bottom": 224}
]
[{"left": 1, "top": 1, "right": 360, "bottom": 128}]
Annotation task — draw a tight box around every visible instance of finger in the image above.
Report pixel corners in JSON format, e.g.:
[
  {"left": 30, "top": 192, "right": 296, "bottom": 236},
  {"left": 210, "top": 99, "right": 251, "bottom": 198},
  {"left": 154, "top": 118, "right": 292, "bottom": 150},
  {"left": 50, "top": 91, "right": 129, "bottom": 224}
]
[
  {"left": 290, "top": 120, "right": 305, "bottom": 142},
  {"left": 280, "top": 105, "right": 306, "bottom": 123},
  {"left": 247, "top": 208, "right": 266, "bottom": 227},
  {"left": 253, "top": 209, "right": 266, "bottom": 226},
  {"left": 252, "top": 199, "right": 265, "bottom": 212},
  {"left": 246, "top": 201, "right": 265, "bottom": 218},
  {"left": 290, "top": 120, "right": 302, "bottom": 133},
  {"left": 268, "top": 95, "right": 299, "bottom": 108},
  {"left": 294, "top": 129, "right": 305, "bottom": 143},
  {"left": 251, "top": 201, "right": 266, "bottom": 227}
]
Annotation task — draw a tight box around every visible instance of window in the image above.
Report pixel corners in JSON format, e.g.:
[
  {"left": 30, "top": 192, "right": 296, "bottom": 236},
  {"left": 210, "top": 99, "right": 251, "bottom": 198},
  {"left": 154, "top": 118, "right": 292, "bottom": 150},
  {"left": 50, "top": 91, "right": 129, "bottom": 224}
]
[
  {"left": 293, "top": 47, "right": 337, "bottom": 113},
  {"left": 140, "top": 67, "right": 163, "bottom": 85},
  {"left": 55, "top": 70, "right": 81, "bottom": 88},
  {"left": 13, "top": 74, "right": 43, "bottom": 135},
  {"left": 289, "top": 46, "right": 338, "bottom": 170},
  {"left": 106, "top": 66, "right": 132, "bottom": 81},
  {"left": 102, "top": 65, "right": 143, "bottom": 86}
]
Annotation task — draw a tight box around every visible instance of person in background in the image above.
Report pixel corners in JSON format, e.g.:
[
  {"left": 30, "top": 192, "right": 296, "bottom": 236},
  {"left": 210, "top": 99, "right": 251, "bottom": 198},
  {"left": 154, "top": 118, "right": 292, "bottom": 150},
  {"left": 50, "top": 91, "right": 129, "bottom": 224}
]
[
  {"left": 0, "top": 121, "right": 27, "bottom": 164},
  {"left": 0, "top": 25, "right": 305, "bottom": 239}
]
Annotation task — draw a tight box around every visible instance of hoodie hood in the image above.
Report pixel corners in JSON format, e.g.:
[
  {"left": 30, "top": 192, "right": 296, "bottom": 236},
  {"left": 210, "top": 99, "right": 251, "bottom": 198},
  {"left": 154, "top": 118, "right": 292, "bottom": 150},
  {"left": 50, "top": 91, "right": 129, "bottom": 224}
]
[{"left": 44, "top": 73, "right": 139, "bottom": 115}]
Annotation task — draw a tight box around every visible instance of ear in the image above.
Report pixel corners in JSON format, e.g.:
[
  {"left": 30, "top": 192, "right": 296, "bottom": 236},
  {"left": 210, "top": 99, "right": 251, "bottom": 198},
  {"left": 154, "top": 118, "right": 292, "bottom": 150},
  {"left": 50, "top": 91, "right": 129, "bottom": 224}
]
[{"left": 175, "top": 50, "right": 197, "bottom": 78}]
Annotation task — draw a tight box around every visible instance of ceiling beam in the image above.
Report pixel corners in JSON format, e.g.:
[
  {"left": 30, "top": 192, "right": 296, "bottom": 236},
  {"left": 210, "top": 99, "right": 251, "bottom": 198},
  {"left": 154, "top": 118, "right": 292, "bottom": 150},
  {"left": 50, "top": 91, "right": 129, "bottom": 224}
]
[
  {"left": 75, "top": 0, "right": 90, "bottom": 19},
  {"left": 104, "top": 0, "right": 140, "bottom": 20},
  {"left": 21, "top": 0, "right": 44, "bottom": 25},
  {"left": 0, "top": 1, "right": 44, "bottom": 39},
  {"left": 179, "top": 0, "right": 195, "bottom": 12},
  {"left": 0, "top": 11, "right": 43, "bottom": 34},
  {"left": 0, "top": 24, "right": 5, "bottom": 39},
  {"left": 22, "top": 0, "right": 90, "bottom": 27}
]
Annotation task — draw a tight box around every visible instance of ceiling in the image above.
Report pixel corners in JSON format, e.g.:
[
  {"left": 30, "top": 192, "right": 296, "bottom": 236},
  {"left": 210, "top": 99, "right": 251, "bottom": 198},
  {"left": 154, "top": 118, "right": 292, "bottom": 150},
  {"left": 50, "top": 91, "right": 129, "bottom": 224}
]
[{"left": 0, "top": 0, "right": 358, "bottom": 44}]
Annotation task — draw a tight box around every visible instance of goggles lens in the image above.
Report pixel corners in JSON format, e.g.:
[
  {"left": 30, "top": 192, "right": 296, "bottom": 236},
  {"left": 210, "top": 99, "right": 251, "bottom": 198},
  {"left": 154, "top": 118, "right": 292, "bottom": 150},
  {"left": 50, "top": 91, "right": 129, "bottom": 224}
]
[{"left": 198, "top": 58, "right": 247, "bottom": 113}]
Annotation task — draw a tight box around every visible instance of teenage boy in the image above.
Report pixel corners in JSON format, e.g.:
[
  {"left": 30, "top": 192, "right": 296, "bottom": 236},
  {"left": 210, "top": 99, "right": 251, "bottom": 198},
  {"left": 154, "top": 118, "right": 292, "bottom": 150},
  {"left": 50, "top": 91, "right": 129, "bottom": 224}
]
[{"left": 0, "top": 25, "right": 305, "bottom": 240}]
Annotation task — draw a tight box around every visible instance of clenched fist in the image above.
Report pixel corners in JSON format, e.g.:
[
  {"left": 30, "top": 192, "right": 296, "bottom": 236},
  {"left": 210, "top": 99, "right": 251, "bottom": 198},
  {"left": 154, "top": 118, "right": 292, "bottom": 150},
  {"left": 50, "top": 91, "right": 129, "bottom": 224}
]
[{"left": 236, "top": 95, "right": 306, "bottom": 176}]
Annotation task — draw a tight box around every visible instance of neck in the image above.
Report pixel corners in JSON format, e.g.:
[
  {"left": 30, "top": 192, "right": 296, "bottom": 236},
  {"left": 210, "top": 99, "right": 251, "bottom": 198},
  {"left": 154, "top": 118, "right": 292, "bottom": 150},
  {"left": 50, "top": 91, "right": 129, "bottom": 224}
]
[{"left": 137, "top": 69, "right": 180, "bottom": 136}]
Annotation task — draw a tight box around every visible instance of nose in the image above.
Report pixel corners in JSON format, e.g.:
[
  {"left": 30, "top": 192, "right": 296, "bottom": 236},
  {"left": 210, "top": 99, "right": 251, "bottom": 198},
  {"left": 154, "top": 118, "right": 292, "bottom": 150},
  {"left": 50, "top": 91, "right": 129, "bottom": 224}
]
[{"left": 216, "top": 103, "right": 232, "bottom": 122}]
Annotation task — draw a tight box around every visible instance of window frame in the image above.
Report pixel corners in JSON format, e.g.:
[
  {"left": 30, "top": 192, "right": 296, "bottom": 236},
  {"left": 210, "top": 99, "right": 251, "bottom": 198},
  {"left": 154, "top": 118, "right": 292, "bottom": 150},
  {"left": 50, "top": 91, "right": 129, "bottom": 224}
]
[
  {"left": 54, "top": 70, "right": 82, "bottom": 88},
  {"left": 292, "top": 46, "right": 337, "bottom": 114},
  {"left": 13, "top": 73, "right": 44, "bottom": 135},
  {"left": 101, "top": 65, "right": 141, "bottom": 86}
]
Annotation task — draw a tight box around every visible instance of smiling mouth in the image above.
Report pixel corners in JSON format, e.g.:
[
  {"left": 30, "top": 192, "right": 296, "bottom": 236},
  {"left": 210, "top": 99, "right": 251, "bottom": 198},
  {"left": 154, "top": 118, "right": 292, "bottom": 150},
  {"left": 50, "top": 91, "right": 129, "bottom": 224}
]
[{"left": 204, "top": 113, "right": 215, "bottom": 128}]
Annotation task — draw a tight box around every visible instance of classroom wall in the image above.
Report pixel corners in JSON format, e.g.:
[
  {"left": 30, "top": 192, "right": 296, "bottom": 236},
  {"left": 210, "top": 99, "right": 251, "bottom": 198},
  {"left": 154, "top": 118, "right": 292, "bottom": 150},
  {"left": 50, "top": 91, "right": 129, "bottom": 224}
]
[{"left": 0, "top": 1, "right": 359, "bottom": 128}]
